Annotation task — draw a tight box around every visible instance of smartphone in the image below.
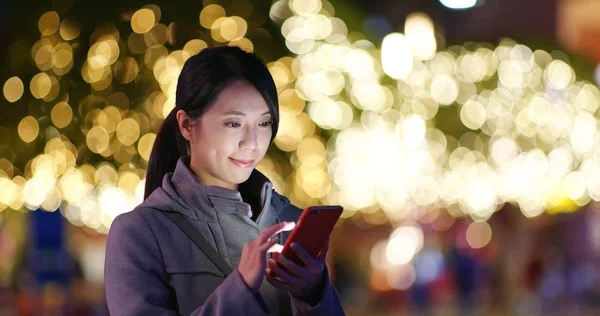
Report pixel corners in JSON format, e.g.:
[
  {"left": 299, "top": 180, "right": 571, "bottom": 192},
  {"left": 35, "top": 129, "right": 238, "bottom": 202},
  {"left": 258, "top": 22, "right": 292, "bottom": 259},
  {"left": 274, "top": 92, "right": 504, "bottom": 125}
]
[{"left": 280, "top": 205, "right": 343, "bottom": 266}]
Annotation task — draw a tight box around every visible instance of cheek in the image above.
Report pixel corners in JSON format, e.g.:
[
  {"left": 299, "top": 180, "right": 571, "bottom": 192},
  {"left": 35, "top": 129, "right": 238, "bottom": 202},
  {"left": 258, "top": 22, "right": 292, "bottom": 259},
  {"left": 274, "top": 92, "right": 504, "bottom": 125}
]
[
  {"left": 200, "top": 129, "right": 240, "bottom": 155},
  {"left": 258, "top": 130, "right": 272, "bottom": 150},
  {"left": 191, "top": 126, "right": 227, "bottom": 155}
]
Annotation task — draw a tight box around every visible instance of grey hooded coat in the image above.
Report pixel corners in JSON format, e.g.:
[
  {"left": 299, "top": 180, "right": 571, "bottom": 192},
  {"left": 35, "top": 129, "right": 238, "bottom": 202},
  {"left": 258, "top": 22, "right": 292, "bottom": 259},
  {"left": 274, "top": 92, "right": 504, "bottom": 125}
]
[{"left": 104, "top": 157, "right": 345, "bottom": 315}]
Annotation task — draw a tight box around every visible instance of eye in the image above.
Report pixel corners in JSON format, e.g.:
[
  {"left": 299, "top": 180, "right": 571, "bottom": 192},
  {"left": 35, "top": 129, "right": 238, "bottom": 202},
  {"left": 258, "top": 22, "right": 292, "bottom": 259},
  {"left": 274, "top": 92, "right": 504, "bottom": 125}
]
[
  {"left": 225, "top": 122, "right": 241, "bottom": 128},
  {"left": 259, "top": 120, "right": 273, "bottom": 127}
]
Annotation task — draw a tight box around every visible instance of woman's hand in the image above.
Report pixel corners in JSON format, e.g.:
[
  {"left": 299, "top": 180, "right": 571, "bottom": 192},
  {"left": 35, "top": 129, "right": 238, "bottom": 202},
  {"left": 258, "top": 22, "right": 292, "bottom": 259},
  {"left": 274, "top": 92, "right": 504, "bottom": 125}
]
[
  {"left": 237, "top": 221, "right": 296, "bottom": 293},
  {"left": 265, "top": 239, "right": 329, "bottom": 301}
]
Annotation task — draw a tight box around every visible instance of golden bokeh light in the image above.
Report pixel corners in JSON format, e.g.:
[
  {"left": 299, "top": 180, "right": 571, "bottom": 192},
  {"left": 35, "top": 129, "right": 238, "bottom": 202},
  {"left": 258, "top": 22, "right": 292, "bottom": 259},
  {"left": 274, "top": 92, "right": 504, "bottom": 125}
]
[
  {"left": 90, "top": 70, "right": 113, "bottom": 91},
  {"left": 270, "top": 1, "right": 289, "bottom": 22},
  {"left": 200, "top": 4, "right": 226, "bottom": 29},
  {"left": 144, "top": 45, "right": 168, "bottom": 69},
  {"left": 116, "top": 118, "right": 141, "bottom": 146},
  {"left": 0, "top": 159, "right": 14, "bottom": 178},
  {"left": 23, "top": 177, "right": 50, "bottom": 210},
  {"left": 228, "top": 37, "right": 254, "bottom": 52},
  {"left": 144, "top": 23, "right": 168, "bottom": 47},
  {"left": 118, "top": 171, "right": 140, "bottom": 196},
  {"left": 143, "top": 4, "right": 162, "bottom": 23},
  {"left": 114, "top": 57, "right": 139, "bottom": 84},
  {"left": 86, "top": 126, "right": 110, "bottom": 154},
  {"left": 42, "top": 75, "right": 60, "bottom": 102},
  {"left": 128, "top": 32, "right": 147, "bottom": 54},
  {"left": 38, "top": 11, "right": 60, "bottom": 36},
  {"left": 131, "top": 8, "right": 156, "bottom": 34},
  {"left": 81, "top": 62, "right": 106, "bottom": 83},
  {"left": 219, "top": 16, "right": 247, "bottom": 42},
  {"left": 30, "top": 72, "right": 52, "bottom": 99},
  {"left": 460, "top": 99, "right": 487, "bottom": 130},
  {"left": 210, "top": 17, "right": 228, "bottom": 42},
  {"left": 137, "top": 133, "right": 156, "bottom": 161},
  {"left": 183, "top": 39, "right": 208, "bottom": 57},
  {"left": 59, "top": 17, "right": 81, "bottom": 40},
  {"left": 290, "top": 0, "right": 322, "bottom": 16},
  {"left": 59, "top": 168, "right": 88, "bottom": 206},
  {"left": 51, "top": 102, "right": 73, "bottom": 128},
  {"left": 52, "top": 43, "right": 74, "bottom": 74},
  {"left": 18, "top": 116, "right": 39, "bottom": 143},
  {"left": 88, "top": 39, "right": 120, "bottom": 68},
  {"left": 109, "top": 93, "right": 130, "bottom": 112},
  {"left": 95, "top": 163, "right": 118, "bottom": 187},
  {"left": 4, "top": 0, "right": 600, "bottom": 238},
  {"left": 0, "top": 178, "right": 21, "bottom": 211},
  {"left": 41, "top": 187, "right": 62, "bottom": 211},
  {"left": 98, "top": 106, "right": 122, "bottom": 134},
  {"left": 3, "top": 76, "right": 24, "bottom": 103},
  {"left": 113, "top": 145, "right": 137, "bottom": 165}
]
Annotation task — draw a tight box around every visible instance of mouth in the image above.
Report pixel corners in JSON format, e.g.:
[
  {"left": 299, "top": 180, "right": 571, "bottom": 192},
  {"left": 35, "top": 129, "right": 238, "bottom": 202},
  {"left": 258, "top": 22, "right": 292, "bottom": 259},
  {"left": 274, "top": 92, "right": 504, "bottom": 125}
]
[{"left": 229, "top": 157, "right": 255, "bottom": 168}]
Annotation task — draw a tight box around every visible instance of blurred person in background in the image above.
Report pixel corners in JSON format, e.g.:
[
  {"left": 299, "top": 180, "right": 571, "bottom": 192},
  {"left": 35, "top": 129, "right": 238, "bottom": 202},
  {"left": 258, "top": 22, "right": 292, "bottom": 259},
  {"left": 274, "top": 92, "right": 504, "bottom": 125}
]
[{"left": 103, "top": 46, "right": 344, "bottom": 316}]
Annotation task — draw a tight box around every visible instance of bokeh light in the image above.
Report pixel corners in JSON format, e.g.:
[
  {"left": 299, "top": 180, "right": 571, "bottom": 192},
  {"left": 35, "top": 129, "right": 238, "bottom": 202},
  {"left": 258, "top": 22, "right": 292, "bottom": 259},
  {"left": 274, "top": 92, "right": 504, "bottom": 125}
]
[
  {"left": 18, "top": 116, "right": 39, "bottom": 143},
  {"left": 51, "top": 102, "right": 73, "bottom": 129},
  {"left": 3, "top": 77, "right": 24, "bottom": 103},
  {"left": 2, "top": 0, "right": 600, "bottom": 244},
  {"left": 465, "top": 221, "right": 493, "bottom": 248},
  {"left": 439, "top": 0, "right": 478, "bottom": 10},
  {"left": 38, "top": 11, "right": 60, "bottom": 36},
  {"left": 131, "top": 8, "right": 156, "bottom": 34}
]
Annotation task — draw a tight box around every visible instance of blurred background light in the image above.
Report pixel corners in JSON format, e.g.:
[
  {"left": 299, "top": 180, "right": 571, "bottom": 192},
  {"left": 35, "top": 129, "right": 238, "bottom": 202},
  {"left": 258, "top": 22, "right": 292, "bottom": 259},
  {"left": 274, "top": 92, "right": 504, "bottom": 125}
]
[
  {"left": 3, "top": 2, "right": 600, "bottom": 310},
  {"left": 439, "top": 0, "right": 478, "bottom": 10}
]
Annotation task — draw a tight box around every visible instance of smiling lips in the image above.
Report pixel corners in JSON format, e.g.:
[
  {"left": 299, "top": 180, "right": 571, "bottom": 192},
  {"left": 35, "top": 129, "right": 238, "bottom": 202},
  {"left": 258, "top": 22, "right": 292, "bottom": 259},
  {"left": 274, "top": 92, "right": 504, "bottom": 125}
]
[{"left": 229, "top": 157, "right": 254, "bottom": 168}]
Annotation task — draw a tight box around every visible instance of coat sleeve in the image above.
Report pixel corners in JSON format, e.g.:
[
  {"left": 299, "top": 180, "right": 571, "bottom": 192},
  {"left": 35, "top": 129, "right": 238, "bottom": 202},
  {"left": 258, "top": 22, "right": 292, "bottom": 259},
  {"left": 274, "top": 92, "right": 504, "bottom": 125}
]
[
  {"left": 288, "top": 265, "right": 346, "bottom": 316},
  {"left": 104, "top": 210, "right": 270, "bottom": 316}
]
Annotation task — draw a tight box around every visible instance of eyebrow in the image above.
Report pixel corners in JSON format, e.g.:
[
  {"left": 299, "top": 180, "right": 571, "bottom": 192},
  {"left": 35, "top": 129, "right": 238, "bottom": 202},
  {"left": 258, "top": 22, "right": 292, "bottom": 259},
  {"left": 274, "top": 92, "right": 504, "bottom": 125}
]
[{"left": 223, "top": 110, "right": 271, "bottom": 116}]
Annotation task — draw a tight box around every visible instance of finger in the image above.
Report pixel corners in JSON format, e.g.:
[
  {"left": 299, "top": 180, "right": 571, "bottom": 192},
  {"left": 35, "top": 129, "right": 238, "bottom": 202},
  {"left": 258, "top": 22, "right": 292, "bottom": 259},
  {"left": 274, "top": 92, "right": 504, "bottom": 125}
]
[
  {"left": 317, "top": 239, "right": 330, "bottom": 259},
  {"left": 265, "top": 273, "right": 294, "bottom": 292},
  {"left": 267, "top": 259, "right": 296, "bottom": 283},
  {"left": 291, "top": 243, "right": 322, "bottom": 270},
  {"left": 265, "top": 272, "right": 309, "bottom": 298},
  {"left": 258, "top": 222, "right": 295, "bottom": 244},
  {"left": 259, "top": 237, "right": 280, "bottom": 252},
  {"left": 267, "top": 243, "right": 284, "bottom": 253},
  {"left": 275, "top": 253, "right": 314, "bottom": 281},
  {"left": 265, "top": 266, "right": 285, "bottom": 282},
  {"left": 265, "top": 267, "right": 308, "bottom": 292}
]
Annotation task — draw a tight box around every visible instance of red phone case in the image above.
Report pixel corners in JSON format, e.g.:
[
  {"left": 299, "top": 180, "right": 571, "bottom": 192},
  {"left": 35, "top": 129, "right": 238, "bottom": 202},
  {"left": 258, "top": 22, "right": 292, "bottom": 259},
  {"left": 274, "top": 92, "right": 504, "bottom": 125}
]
[{"left": 280, "top": 205, "right": 343, "bottom": 266}]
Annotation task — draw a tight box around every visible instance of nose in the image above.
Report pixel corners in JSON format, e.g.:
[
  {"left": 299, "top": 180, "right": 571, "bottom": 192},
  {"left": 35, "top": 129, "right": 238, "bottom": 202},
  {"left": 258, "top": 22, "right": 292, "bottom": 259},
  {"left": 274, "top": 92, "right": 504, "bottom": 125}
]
[{"left": 239, "top": 125, "right": 258, "bottom": 151}]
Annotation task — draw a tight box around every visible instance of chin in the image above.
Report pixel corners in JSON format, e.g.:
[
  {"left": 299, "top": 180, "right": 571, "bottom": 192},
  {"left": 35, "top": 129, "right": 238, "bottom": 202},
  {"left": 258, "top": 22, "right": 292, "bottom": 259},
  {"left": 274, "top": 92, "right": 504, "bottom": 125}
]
[{"left": 227, "top": 171, "right": 253, "bottom": 185}]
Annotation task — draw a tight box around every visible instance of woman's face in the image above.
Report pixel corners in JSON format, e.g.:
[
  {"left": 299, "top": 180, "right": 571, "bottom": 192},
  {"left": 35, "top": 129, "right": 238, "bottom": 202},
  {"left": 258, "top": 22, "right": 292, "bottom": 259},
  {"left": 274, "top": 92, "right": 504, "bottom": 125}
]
[{"left": 178, "top": 80, "right": 273, "bottom": 190}]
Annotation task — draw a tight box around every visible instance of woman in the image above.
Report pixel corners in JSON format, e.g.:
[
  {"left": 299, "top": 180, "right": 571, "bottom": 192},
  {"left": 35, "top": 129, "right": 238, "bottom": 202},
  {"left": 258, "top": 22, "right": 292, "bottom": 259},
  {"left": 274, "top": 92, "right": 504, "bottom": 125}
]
[{"left": 104, "top": 46, "right": 345, "bottom": 315}]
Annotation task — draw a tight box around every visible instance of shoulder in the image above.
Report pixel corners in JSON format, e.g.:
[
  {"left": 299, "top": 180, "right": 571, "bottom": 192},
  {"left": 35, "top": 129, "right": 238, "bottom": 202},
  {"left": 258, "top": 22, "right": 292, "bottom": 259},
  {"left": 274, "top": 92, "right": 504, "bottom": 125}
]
[
  {"left": 107, "top": 201, "right": 170, "bottom": 245},
  {"left": 270, "top": 190, "right": 303, "bottom": 222}
]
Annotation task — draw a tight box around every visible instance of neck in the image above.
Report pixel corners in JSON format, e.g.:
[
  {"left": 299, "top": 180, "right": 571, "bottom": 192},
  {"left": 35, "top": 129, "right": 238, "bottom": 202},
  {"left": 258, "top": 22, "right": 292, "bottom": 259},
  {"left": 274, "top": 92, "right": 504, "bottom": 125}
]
[{"left": 188, "top": 160, "right": 238, "bottom": 191}]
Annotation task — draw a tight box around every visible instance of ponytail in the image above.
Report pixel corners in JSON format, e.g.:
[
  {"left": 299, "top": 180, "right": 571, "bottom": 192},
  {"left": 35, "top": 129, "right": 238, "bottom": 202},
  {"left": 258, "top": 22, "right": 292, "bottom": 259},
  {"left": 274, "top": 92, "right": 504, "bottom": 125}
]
[{"left": 144, "top": 109, "right": 187, "bottom": 199}]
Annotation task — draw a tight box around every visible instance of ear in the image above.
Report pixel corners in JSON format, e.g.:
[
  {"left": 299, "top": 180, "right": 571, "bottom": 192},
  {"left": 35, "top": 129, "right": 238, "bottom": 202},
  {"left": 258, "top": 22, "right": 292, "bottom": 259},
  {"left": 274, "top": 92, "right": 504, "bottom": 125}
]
[{"left": 176, "top": 109, "right": 194, "bottom": 141}]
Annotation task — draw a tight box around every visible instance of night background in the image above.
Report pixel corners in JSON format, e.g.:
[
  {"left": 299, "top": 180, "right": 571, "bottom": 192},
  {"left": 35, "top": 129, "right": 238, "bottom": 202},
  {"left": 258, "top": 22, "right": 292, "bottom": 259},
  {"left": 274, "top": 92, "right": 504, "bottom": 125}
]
[{"left": 2, "top": 0, "right": 600, "bottom": 315}]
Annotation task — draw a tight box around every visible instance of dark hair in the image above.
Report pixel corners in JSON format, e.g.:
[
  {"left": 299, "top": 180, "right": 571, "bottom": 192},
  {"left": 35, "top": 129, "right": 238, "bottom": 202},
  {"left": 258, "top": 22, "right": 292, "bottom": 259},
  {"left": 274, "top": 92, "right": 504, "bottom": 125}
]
[{"left": 144, "top": 46, "right": 279, "bottom": 199}]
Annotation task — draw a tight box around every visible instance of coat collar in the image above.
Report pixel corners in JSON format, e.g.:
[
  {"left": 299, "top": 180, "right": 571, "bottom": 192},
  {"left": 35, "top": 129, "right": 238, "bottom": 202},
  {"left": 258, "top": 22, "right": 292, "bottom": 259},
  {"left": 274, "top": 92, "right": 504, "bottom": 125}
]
[{"left": 148, "top": 156, "right": 291, "bottom": 222}]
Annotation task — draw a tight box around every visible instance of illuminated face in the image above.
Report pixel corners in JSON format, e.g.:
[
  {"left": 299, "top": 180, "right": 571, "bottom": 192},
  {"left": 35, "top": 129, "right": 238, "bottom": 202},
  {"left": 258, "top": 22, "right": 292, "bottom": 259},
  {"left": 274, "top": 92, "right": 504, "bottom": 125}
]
[{"left": 178, "top": 80, "right": 273, "bottom": 190}]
